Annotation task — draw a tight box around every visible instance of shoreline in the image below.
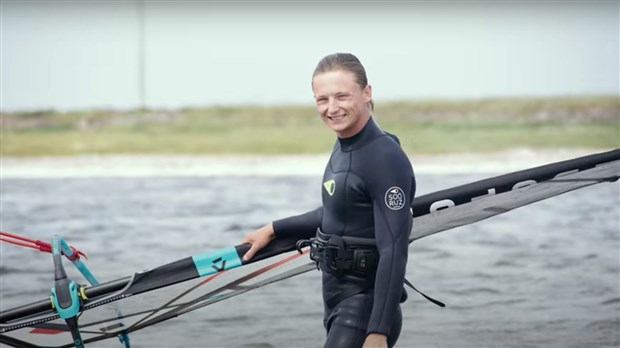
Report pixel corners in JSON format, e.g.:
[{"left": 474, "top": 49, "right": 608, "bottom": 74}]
[{"left": 0, "top": 148, "right": 608, "bottom": 178}]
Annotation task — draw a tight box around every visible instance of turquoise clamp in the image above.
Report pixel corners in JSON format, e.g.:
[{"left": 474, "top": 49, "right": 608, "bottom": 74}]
[{"left": 50, "top": 280, "right": 81, "bottom": 319}]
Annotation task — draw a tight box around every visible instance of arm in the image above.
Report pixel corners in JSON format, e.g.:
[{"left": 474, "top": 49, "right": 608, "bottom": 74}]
[
  {"left": 365, "top": 149, "right": 415, "bottom": 336},
  {"left": 273, "top": 207, "right": 323, "bottom": 239},
  {"left": 242, "top": 207, "right": 322, "bottom": 261}
]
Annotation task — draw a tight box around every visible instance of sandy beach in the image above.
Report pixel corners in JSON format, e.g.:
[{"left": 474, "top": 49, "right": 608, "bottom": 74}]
[{"left": 1, "top": 148, "right": 608, "bottom": 179}]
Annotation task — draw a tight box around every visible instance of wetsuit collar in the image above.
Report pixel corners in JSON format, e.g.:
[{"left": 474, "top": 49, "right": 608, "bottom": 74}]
[{"left": 337, "top": 116, "right": 383, "bottom": 152}]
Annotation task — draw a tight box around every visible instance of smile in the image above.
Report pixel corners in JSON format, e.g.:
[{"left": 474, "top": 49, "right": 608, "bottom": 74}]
[{"left": 327, "top": 115, "right": 345, "bottom": 121}]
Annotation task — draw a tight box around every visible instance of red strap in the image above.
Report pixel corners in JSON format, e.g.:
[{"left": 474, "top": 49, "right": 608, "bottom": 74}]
[
  {"left": 0, "top": 231, "right": 87, "bottom": 260},
  {"left": 67, "top": 246, "right": 87, "bottom": 261}
]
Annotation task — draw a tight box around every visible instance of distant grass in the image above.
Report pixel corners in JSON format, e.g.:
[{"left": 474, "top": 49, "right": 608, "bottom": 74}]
[
  {"left": 383, "top": 120, "right": 617, "bottom": 154},
  {"left": 2, "top": 95, "right": 618, "bottom": 156}
]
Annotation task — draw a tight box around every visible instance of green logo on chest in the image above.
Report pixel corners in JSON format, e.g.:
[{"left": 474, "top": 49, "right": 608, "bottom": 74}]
[{"left": 323, "top": 179, "right": 336, "bottom": 196}]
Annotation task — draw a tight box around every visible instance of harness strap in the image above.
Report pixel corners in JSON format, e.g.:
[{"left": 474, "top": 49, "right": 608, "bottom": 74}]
[
  {"left": 325, "top": 278, "right": 445, "bottom": 308},
  {"left": 300, "top": 230, "right": 446, "bottom": 308},
  {"left": 403, "top": 278, "right": 445, "bottom": 308}
]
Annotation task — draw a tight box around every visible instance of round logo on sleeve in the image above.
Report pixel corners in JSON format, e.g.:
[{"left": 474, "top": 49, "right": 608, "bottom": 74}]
[{"left": 385, "top": 186, "right": 406, "bottom": 210}]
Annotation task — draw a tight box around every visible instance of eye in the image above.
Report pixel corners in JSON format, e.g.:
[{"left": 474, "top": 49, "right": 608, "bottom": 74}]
[
  {"left": 336, "top": 94, "right": 349, "bottom": 101},
  {"left": 316, "top": 97, "right": 327, "bottom": 104}
]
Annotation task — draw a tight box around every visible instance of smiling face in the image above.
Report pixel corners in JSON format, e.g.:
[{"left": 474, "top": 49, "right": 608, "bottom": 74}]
[{"left": 312, "top": 70, "right": 372, "bottom": 138}]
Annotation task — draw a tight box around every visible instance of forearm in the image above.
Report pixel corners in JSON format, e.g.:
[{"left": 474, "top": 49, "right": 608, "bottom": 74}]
[
  {"left": 366, "top": 238, "right": 408, "bottom": 335},
  {"left": 272, "top": 207, "right": 322, "bottom": 239}
]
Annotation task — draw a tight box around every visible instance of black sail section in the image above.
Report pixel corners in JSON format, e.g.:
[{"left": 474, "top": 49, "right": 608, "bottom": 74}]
[{"left": 410, "top": 148, "right": 619, "bottom": 240}]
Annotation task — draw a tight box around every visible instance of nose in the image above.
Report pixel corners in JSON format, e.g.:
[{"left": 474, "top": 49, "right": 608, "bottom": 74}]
[{"left": 327, "top": 98, "right": 338, "bottom": 115}]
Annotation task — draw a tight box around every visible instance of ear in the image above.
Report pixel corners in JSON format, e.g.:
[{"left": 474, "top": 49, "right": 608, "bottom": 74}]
[{"left": 363, "top": 84, "right": 372, "bottom": 103}]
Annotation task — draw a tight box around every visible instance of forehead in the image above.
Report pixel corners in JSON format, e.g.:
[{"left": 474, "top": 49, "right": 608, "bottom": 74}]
[{"left": 312, "top": 70, "right": 359, "bottom": 95}]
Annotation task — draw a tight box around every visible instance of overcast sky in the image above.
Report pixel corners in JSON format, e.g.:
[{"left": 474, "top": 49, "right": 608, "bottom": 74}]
[{"left": 1, "top": 1, "right": 618, "bottom": 112}]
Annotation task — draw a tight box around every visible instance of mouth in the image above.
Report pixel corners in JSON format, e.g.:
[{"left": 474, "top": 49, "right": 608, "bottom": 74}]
[{"left": 327, "top": 114, "right": 345, "bottom": 121}]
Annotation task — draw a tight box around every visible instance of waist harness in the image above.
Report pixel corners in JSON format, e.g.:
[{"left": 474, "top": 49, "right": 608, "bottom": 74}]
[
  {"left": 296, "top": 229, "right": 445, "bottom": 308},
  {"left": 300, "top": 229, "right": 377, "bottom": 278}
]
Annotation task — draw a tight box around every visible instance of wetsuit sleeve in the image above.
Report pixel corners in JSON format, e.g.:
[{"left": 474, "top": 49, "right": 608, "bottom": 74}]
[
  {"left": 364, "top": 147, "right": 415, "bottom": 336},
  {"left": 272, "top": 207, "right": 322, "bottom": 240}
]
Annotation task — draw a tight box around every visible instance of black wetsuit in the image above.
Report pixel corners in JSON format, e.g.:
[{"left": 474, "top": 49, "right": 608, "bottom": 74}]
[{"left": 273, "top": 117, "right": 415, "bottom": 347}]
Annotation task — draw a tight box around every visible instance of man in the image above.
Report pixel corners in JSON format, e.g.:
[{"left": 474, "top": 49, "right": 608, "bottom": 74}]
[{"left": 242, "top": 53, "right": 415, "bottom": 348}]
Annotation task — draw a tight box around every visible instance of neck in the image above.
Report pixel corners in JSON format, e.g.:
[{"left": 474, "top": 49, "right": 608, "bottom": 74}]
[
  {"left": 337, "top": 116, "right": 382, "bottom": 151},
  {"left": 337, "top": 113, "right": 371, "bottom": 139}
]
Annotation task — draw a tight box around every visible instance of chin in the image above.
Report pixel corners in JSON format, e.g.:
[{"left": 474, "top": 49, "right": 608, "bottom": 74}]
[{"left": 327, "top": 123, "right": 347, "bottom": 133}]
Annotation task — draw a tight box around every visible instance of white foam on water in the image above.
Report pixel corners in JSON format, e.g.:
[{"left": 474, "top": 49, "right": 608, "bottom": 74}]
[{"left": 0, "top": 148, "right": 603, "bottom": 178}]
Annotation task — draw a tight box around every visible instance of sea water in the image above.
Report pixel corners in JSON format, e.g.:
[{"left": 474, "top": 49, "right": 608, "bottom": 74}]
[{"left": 1, "top": 174, "right": 618, "bottom": 348}]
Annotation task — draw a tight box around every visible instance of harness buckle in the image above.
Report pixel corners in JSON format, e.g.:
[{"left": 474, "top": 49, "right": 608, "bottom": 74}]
[
  {"left": 352, "top": 249, "right": 377, "bottom": 274},
  {"left": 308, "top": 233, "right": 376, "bottom": 278}
]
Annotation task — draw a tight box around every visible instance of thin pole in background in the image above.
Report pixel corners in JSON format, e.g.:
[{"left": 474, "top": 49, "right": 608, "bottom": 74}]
[{"left": 138, "top": 0, "right": 146, "bottom": 111}]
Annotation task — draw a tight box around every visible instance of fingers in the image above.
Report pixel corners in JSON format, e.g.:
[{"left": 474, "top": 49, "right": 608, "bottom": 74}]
[
  {"left": 241, "top": 223, "right": 275, "bottom": 262},
  {"left": 241, "top": 232, "right": 261, "bottom": 261},
  {"left": 243, "top": 242, "right": 261, "bottom": 262}
]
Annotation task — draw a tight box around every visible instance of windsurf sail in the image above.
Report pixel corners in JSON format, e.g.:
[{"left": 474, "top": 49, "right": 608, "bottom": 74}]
[
  {"left": 410, "top": 148, "right": 620, "bottom": 241},
  {"left": 1, "top": 148, "right": 618, "bottom": 347}
]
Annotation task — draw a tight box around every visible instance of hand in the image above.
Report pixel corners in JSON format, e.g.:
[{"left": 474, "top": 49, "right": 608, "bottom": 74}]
[
  {"left": 362, "top": 333, "right": 388, "bottom": 348},
  {"left": 241, "top": 223, "right": 276, "bottom": 261}
]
